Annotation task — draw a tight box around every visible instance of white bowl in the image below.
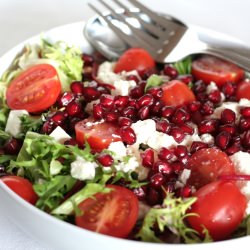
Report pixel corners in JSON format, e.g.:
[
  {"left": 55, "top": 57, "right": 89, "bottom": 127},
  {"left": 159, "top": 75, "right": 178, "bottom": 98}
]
[{"left": 0, "top": 21, "right": 250, "bottom": 250}]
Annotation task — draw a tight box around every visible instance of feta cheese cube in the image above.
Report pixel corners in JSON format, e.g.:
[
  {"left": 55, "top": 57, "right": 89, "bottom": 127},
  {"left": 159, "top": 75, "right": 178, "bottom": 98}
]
[{"left": 49, "top": 126, "right": 71, "bottom": 144}]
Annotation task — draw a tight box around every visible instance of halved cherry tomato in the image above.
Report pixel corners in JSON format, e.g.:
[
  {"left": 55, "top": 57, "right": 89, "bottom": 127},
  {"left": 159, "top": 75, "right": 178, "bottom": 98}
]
[
  {"left": 187, "top": 180, "right": 246, "bottom": 241},
  {"left": 6, "top": 64, "right": 61, "bottom": 113},
  {"left": 191, "top": 55, "right": 244, "bottom": 86},
  {"left": 114, "top": 48, "right": 155, "bottom": 76},
  {"left": 236, "top": 78, "right": 250, "bottom": 100},
  {"left": 75, "top": 184, "right": 139, "bottom": 238},
  {"left": 75, "top": 118, "right": 121, "bottom": 152},
  {"left": 187, "top": 148, "right": 235, "bottom": 189},
  {"left": 1, "top": 175, "right": 38, "bottom": 205},
  {"left": 161, "top": 80, "right": 195, "bottom": 106}
]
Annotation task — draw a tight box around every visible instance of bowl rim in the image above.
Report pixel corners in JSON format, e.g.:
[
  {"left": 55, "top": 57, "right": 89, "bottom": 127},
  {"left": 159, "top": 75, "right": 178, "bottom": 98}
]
[{"left": 0, "top": 20, "right": 250, "bottom": 249}]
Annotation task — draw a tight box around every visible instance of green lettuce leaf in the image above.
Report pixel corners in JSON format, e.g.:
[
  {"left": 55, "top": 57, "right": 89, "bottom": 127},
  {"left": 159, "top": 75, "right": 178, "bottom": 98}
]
[
  {"left": 51, "top": 183, "right": 111, "bottom": 215},
  {"left": 173, "top": 56, "right": 192, "bottom": 75},
  {"left": 136, "top": 193, "right": 212, "bottom": 243}
]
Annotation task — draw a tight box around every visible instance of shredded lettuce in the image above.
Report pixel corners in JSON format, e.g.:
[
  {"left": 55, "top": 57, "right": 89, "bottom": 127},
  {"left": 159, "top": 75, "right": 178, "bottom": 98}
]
[
  {"left": 144, "top": 74, "right": 163, "bottom": 92},
  {"left": 136, "top": 193, "right": 212, "bottom": 243},
  {"left": 51, "top": 183, "right": 111, "bottom": 215},
  {"left": 173, "top": 56, "right": 192, "bottom": 75},
  {"left": 0, "top": 85, "right": 9, "bottom": 130}
]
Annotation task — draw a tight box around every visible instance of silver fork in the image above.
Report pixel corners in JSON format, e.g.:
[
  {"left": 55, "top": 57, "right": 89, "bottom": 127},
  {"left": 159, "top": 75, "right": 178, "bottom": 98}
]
[{"left": 88, "top": 0, "right": 250, "bottom": 70}]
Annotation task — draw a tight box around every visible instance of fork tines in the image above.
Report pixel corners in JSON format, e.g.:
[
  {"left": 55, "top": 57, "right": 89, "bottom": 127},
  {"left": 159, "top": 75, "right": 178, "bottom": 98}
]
[{"left": 88, "top": 0, "right": 187, "bottom": 60}]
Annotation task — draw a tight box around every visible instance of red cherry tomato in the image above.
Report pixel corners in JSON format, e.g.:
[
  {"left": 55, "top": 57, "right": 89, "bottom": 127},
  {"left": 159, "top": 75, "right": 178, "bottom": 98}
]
[
  {"left": 236, "top": 78, "right": 250, "bottom": 100},
  {"left": 161, "top": 80, "right": 195, "bottom": 106},
  {"left": 187, "top": 180, "right": 246, "bottom": 241},
  {"left": 187, "top": 148, "right": 235, "bottom": 189},
  {"left": 75, "top": 118, "right": 121, "bottom": 152},
  {"left": 6, "top": 64, "right": 61, "bottom": 113},
  {"left": 114, "top": 48, "right": 155, "bottom": 76},
  {"left": 191, "top": 55, "right": 244, "bottom": 86},
  {"left": 75, "top": 184, "right": 139, "bottom": 238},
  {"left": 1, "top": 175, "right": 38, "bottom": 205}
]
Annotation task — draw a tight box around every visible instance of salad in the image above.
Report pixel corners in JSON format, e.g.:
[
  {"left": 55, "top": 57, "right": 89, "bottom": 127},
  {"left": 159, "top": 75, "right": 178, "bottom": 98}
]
[{"left": 0, "top": 37, "right": 250, "bottom": 244}]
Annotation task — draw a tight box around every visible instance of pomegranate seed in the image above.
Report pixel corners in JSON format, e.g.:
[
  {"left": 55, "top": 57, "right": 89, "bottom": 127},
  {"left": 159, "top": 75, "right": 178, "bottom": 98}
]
[
  {"left": 146, "top": 188, "right": 161, "bottom": 206},
  {"left": 240, "top": 107, "right": 250, "bottom": 118},
  {"left": 97, "top": 86, "right": 111, "bottom": 95},
  {"left": 105, "top": 111, "right": 119, "bottom": 122},
  {"left": 219, "top": 124, "right": 236, "bottom": 135},
  {"left": 158, "top": 147, "right": 175, "bottom": 161},
  {"left": 118, "top": 117, "right": 132, "bottom": 127},
  {"left": 177, "top": 74, "right": 193, "bottom": 85},
  {"left": 126, "top": 74, "right": 140, "bottom": 83},
  {"left": 238, "top": 117, "right": 250, "bottom": 132},
  {"left": 138, "top": 106, "right": 150, "bottom": 120},
  {"left": 163, "top": 65, "right": 178, "bottom": 78},
  {"left": 179, "top": 185, "right": 192, "bottom": 198},
  {"left": 83, "top": 87, "right": 100, "bottom": 101},
  {"left": 83, "top": 66, "right": 93, "bottom": 80},
  {"left": 57, "top": 92, "right": 75, "bottom": 107},
  {"left": 198, "top": 119, "right": 219, "bottom": 134},
  {"left": 151, "top": 100, "right": 162, "bottom": 115},
  {"left": 179, "top": 155, "right": 190, "bottom": 165},
  {"left": 161, "top": 106, "right": 175, "bottom": 118},
  {"left": 220, "top": 109, "right": 236, "bottom": 124},
  {"left": 192, "top": 80, "right": 206, "bottom": 93},
  {"left": 188, "top": 101, "right": 201, "bottom": 113},
  {"left": 225, "top": 143, "right": 241, "bottom": 155},
  {"left": 179, "top": 123, "right": 194, "bottom": 135},
  {"left": 141, "top": 148, "right": 155, "bottom": 168},
  {"left": 137, "top": 94, "right": 154, "bottom": 108},
  {"left": 114, "top": 95, "right": 129, "bottom": 108},
  {"left": 174, "top": 145, "right": 188, "bottom": 157},
  {"left": 96, "top": 153, "right": 114, "bottom": 167},
  {"left": 150, "top": 173, "right": 166, "bottom": 188},
  {"left": 222, "top": 82, "right": 235, "bottom": 97},
  {"left": 215, "top": 131, "right": 231, "bottom": 150},
  {"left": 172, "top": 162, "right": 184, "bottom": 174},
  {"left": 196, "top": 93, "right": 208, "bottom": 102},
  {"left": 120, "top": 126, "right": 136, "bottom": 145},
  {"left": 64, "top": 138, "right": 78, "bottom": 146},
  {"left": 50, "top": 111, "right": 66, "bottom": 126},
  {"left": 100, "top": 94, "right": 114, "bottom": 109},
  {"left": 155, "top": 119, "right": 171, "bottom": 133},
  {"left": 42, "top": 120, "right": 54, "bottom": 134},
  {"left": 121, "top": 106, "right": 137, "bottom": 119},
  {"left": 129, "top": 85, "right": 144, "bottom": 98},
  {"left": 154, "top": 161, "right": 173, "bottom": 176},
  {"left": 241, "top": 130, "right": 250, "bottom": 148},
  {"left": 147, "top": 87, "right": 163, "bottom": 99},
  {"left": 82, "top": 54, "right": 94, "bottom": 66},
  {"left": 170, "top": 127, "right": 185, "bottom": 143},
  {"left": 190, "top": 141, "right": 208, "bottom": 154},
  {"left": 133, "top": 187, "right": 147, "bottom": 201},
  {"left": 172, "top": 108, "right": 190, "bottom": 124},
  {"left": 70, "top": 81, "right": 84, "bottom": 95},
  {"left": 191, "top": 111, "right": 203, "bottom": 124},
  {"left": 93, "top": 103, "right": 104, "bottom": 119},
  {"left": 201, "top": 101, "right": 214, "bottom": 115},
  {"left": 4, "top": 138, "right": 22, "bottom": 155},
  {"left": 208, "top": 90, "right": 221, "bottom": 103},
  {"left": 66, "top": 101, "right": 82, "bottom": 117},
  {"left": 128, "top": 99, "right": 137, "bottom": 108}
]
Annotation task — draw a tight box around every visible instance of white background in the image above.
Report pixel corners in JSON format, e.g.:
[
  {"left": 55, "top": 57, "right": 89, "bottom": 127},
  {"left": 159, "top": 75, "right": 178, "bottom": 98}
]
[{"left": 0, "top": 0, "right": 249, "bottom": 249}]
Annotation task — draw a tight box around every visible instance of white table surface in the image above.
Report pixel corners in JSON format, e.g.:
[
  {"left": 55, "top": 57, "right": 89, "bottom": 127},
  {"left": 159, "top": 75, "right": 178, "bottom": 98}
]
[{"left": 0, "top": 0, "right": 250, "bottom": 249}]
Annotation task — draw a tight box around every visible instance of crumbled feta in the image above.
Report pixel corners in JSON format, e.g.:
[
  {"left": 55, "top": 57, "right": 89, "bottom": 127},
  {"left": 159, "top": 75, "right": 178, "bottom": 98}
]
[
  {"left": 180, "top": 134, "right": 201, "bottom": 149},
  {"left": 200, "top": 133, "right": 214, "bottom": 144},
  {"left": 175, "top": 169, "right": 191, "bottom": 188},
  {"left": 97, "top": 62, "right": 123, "bottom": 84},
  {"left": 70, "top": 156, "right": 98, "bottom": 181},
  {"left": 5, "top": 110, "right": 29, "bottom": 137},
  {"left": 206, "top": 82, "right": 218, "bottom": 94},
  {"left": 85, "top": 100, "right": 100, "bottom": 114},
  {"left": 111, "top": 79, "right": 137, "bottom": 96},
  {"left": 108, "top": 141, "right": 127, "bottom": 160},
  {"left": 230, "top": 151, "right": 250, "bottom": 214},
  {"left": 49, "top": 126, "right": 71, "bottom": 144},
  {"left": 114, "top": 156, "right": 140, "bottom": 173}
]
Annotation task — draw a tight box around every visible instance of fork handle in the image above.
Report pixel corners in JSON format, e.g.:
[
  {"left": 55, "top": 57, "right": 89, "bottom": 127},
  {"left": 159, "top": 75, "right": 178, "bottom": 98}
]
[{"left": 204, "top": 45, "right": 250, "bottom": 71}]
